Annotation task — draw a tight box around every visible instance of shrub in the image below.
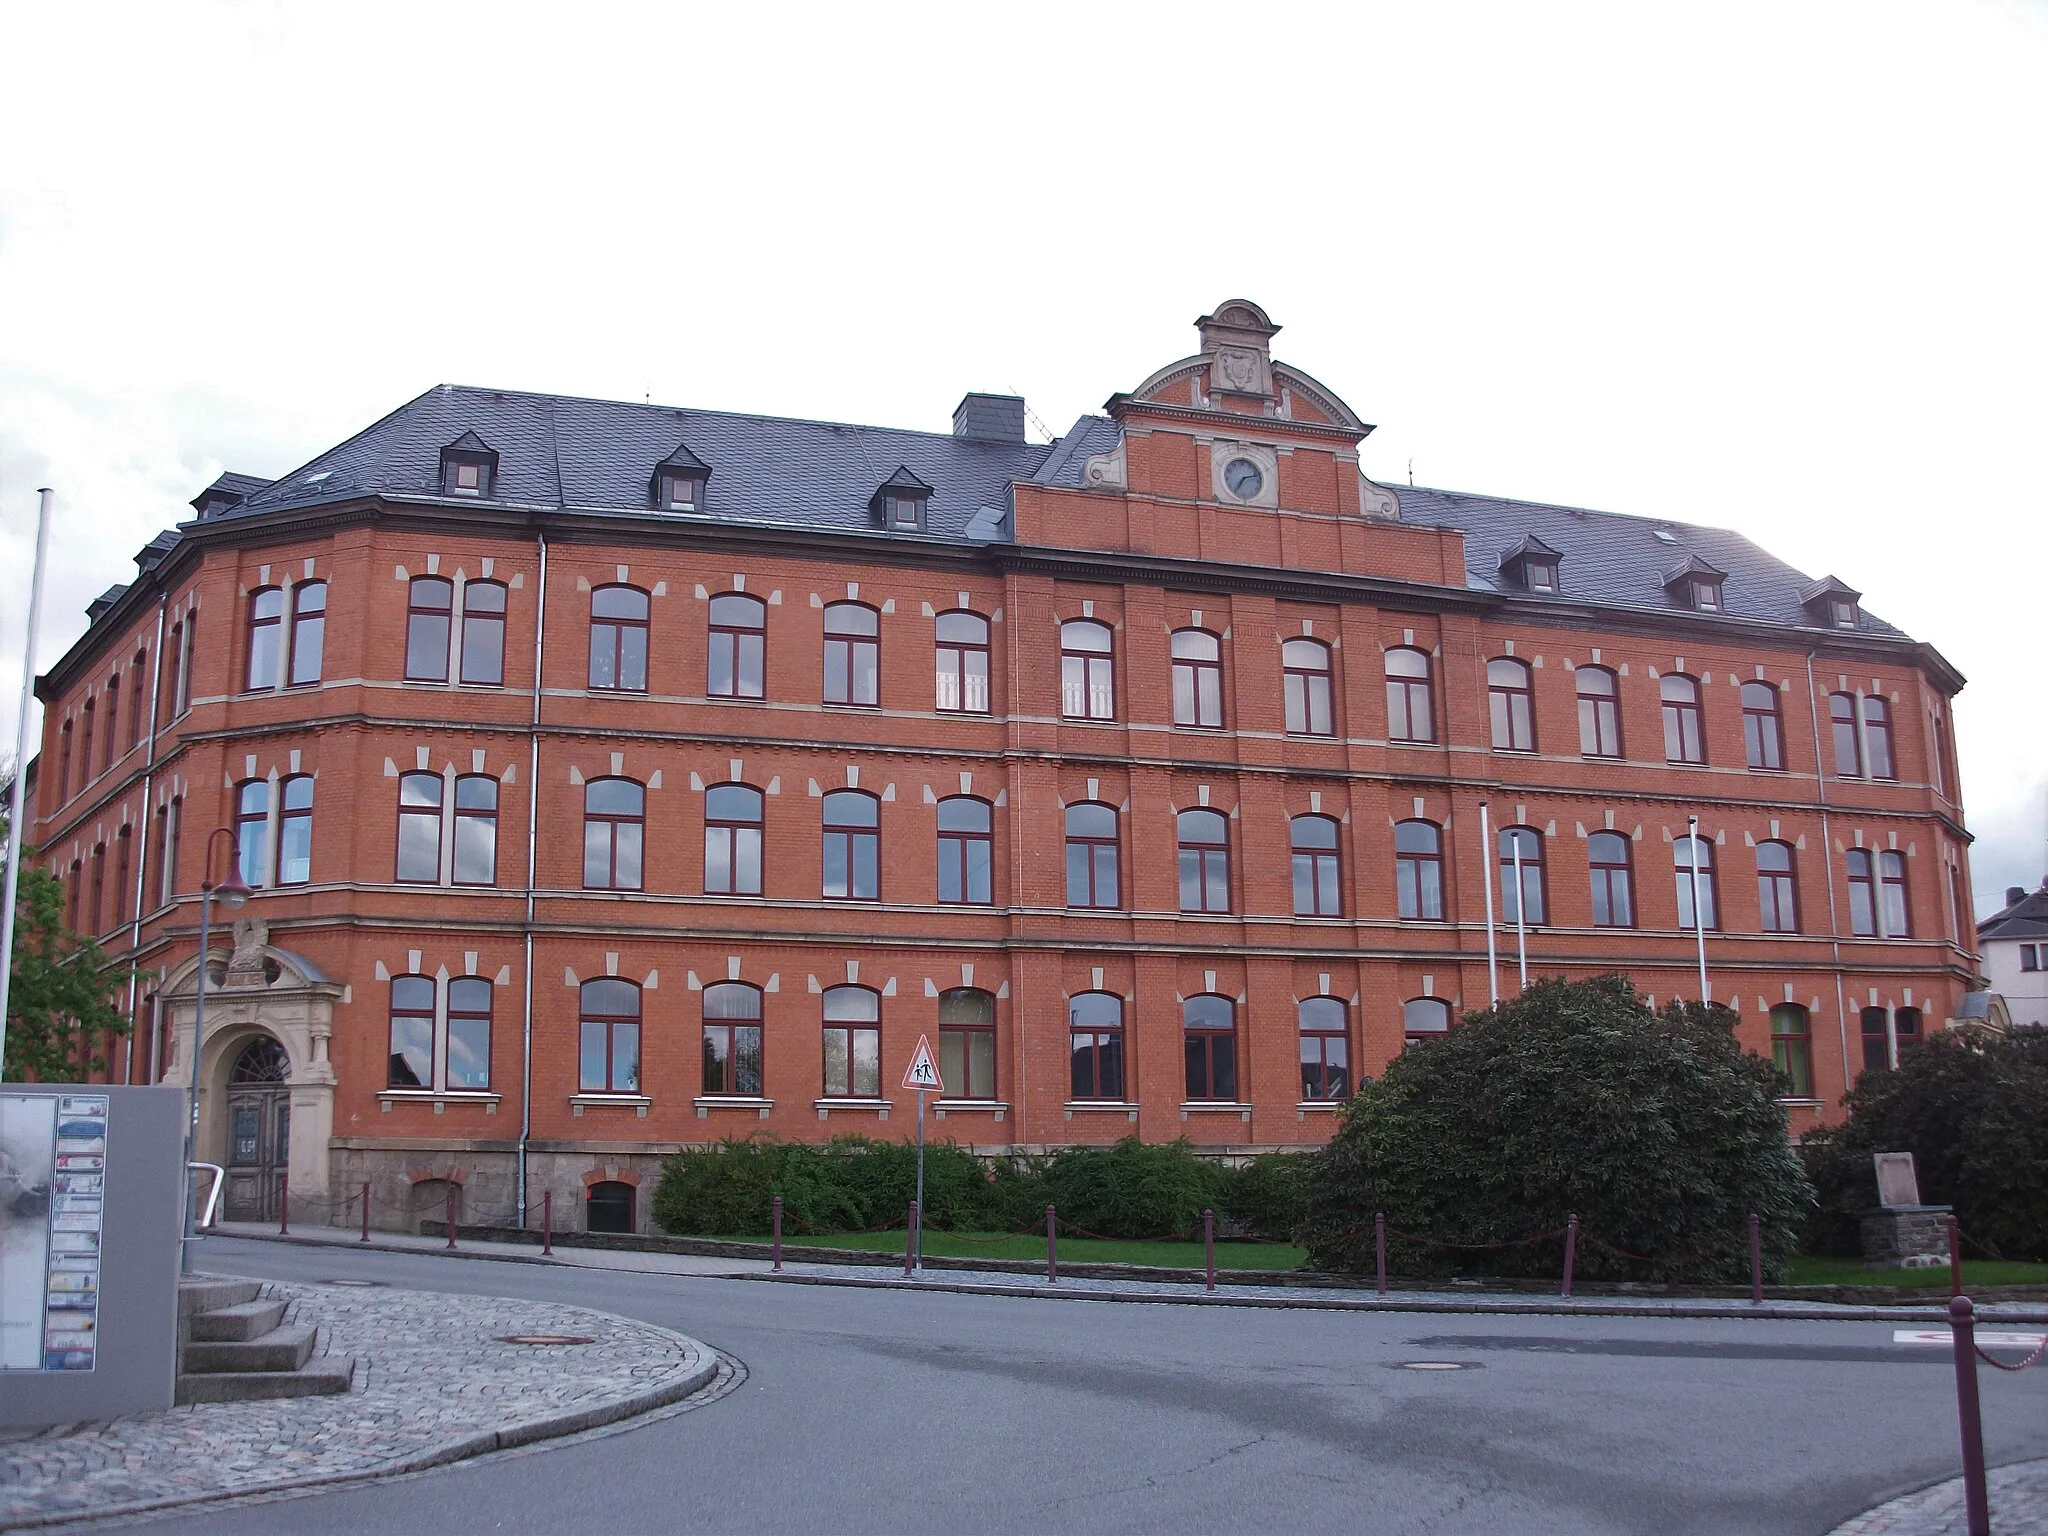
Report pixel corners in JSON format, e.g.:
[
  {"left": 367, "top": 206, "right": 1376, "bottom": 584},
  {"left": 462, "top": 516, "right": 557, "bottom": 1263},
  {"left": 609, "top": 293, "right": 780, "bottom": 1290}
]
[
  {"left": 1301, "top": 976, "right": 1813, "bottom": 1283},
  {"left": 650, "top": 1135, "right": 998, "bottom": 1236},
  {"left": 1043, "top": 1137, "right": 1222, "bottom": 1239},
  {"left": 1800, "top": 1027, "right": 2048, "bottom": 1261},
  {"left": 1222, "top": 1152, "right": 1313, "bottom": 1242}
]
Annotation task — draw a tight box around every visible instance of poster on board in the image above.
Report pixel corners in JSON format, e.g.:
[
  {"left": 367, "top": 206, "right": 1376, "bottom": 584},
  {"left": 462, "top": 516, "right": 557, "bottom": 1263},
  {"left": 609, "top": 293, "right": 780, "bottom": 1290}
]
[{"left": 0, "top": 1093, "right": 109, "bottom": 1372}]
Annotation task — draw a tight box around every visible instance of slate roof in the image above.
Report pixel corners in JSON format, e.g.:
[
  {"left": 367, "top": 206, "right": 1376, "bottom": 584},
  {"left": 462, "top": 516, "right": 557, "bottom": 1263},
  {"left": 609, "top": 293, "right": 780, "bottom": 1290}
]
[
  {"left": 1980, "top": 883, "right": 2048, "bottom": 942},
  {"left": 216, "top": 384, "right": 1906, "bottom": 642}
]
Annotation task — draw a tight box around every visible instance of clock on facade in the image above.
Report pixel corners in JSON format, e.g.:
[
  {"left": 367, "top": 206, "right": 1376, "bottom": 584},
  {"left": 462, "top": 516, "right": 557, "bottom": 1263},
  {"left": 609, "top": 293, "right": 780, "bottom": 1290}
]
[{"left": 1223, "top": 457, "right": 1263, "bottom": 500}]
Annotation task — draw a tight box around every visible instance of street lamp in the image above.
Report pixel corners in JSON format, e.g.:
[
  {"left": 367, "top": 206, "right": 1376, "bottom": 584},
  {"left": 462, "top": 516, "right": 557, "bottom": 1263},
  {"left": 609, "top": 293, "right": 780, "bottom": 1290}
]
[{"left": 182, "top": 827, "right": 252, "bottom": 1273}]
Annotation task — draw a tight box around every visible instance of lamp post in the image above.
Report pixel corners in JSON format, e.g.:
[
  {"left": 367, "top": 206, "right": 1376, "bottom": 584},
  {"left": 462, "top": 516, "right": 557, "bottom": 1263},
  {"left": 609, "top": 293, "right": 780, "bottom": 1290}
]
[{"left": 182, "top": 826, "right": 251, "bottom": 1272}]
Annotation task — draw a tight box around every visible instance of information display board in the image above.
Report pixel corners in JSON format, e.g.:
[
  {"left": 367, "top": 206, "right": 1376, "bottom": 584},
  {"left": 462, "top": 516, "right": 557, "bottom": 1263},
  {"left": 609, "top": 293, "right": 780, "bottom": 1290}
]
[{"left": 1, "top": 1093, "right": 110, "bottom": 1372}]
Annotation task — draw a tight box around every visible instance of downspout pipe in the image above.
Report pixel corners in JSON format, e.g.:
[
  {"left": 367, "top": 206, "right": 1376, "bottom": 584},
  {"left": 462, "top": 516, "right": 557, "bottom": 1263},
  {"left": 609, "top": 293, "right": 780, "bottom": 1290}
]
[
  {"left": 1805, "top": 652, "right": 1852, "bottom": 1095},
  {"left": 518, "top": 531, "right": 548, "bottom": 1223}
]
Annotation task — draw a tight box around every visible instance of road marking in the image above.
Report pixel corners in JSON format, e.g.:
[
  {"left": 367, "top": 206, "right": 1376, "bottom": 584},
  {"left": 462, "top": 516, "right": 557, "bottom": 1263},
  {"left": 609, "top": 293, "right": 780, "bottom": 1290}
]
[{"left": 1893, "top": 1329, "right": 2046, "bottom": 1348}]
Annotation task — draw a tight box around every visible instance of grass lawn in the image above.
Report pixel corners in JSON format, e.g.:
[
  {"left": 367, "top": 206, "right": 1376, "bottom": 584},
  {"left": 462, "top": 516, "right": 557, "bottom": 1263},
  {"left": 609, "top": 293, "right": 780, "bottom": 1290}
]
[
  {"left": 708, "top": 1229, "right": 1310, "bottom": 1271},
  {"left": 1783, "top": 1255, "right": 2048, "bottom": 1289}
]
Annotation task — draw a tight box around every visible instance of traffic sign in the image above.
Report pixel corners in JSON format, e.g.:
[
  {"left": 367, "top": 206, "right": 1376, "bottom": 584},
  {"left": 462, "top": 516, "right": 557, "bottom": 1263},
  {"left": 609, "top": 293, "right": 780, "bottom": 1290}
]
[{"left": 902, "top": 1035, "right": 944, "bottom": 1094}]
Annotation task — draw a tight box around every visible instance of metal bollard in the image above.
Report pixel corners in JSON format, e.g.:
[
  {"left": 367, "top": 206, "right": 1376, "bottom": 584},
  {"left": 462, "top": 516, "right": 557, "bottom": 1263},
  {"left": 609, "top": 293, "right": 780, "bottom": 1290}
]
[
  {"left": 904, "top": 1201, "right": 919, "bottom": 1277},
  {"left": 1949, "top": 1213, "right": 1964, "bottom": 1300},
  {"left": 542, "top": 1189, "right": 553, "bottom": 1257},
  {"left": 278, "top": 1175, "right": 289, "bottom": 1236},
  {"left": 772, "top": 1195, "right": 783, "bottom": 1272},
  {"left": 1375, "top": 1212, "right": 1388, "bottom": 1297},
  {"left": 1948, "top": 1295, "right": 1991, "bottom": 1536},
  {"left": 1561, "top": 1213, "right": 1579, "bottom": 1299},
  {"left": 446, "top": 1184, "right": 458, "bottom": 1250},
  {"left": 1749, "top": 1212, "right": 1763, "bottom": 1305},
  {"left": 1204, "top": 1208, "right": 1216, "bottom": 1293},
  {"left": 1047, "top": 1204, "right": 1058, "bottom": 1284},
  {"left": 360, "top": 1181, "right": 371, "bottom": 1243}
]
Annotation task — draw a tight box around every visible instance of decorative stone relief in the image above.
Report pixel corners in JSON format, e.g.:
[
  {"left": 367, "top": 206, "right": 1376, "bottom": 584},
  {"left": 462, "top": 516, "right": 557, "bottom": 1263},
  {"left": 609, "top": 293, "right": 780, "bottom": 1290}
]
[
  {"left": 1359, "top": 470, "right": 1400, "bottom": 521},
  {"left": 1082, "top": 438, "right": 1127, "bottom": 490}
]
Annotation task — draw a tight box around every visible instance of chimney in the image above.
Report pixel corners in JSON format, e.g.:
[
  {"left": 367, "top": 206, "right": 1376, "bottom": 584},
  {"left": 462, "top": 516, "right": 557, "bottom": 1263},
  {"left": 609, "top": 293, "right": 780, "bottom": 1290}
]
[
  {"left": 2008, "top": 887, "right": 2028, "bottom": 909},
  {"left": 952, "top": 393, "right": 1026, "bottom": 443}
]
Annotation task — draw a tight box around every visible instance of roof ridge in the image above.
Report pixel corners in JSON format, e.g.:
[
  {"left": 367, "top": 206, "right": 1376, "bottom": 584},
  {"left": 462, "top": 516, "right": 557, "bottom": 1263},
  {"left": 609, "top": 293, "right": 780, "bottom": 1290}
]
[{"left": 1403, "top": 481, "right": 1745, "bottom": 539}]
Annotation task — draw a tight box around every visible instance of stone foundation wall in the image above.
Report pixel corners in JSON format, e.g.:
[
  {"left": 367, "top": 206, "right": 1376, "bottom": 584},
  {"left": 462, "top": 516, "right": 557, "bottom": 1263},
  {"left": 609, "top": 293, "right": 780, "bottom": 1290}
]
[
  {"left": 1859, "top": 1205, "right": 1952, "bottom": 1266},
  {"left": 327, "top": 1145, "right": 674, "bottom": 1236}
]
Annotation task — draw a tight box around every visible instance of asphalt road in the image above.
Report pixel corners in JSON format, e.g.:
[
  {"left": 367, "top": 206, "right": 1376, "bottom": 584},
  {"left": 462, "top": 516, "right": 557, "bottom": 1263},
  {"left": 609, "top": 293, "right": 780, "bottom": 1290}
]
[{"left": 119, "top": 1237, "right": 2047, "bottom": 1536}]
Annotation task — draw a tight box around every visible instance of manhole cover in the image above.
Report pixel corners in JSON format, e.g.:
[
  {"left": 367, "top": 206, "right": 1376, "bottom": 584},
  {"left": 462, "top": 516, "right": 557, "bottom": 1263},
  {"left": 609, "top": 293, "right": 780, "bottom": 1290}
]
[
  {"left": 323, "top": 1279, "right": 386, "bottom": 1287},
  {"left": 1390, "top": 1361, "right": 1478, "bottom": 1371},
  {"left": 496, "top": 1334, "right": 595, "bottom": 1346}
]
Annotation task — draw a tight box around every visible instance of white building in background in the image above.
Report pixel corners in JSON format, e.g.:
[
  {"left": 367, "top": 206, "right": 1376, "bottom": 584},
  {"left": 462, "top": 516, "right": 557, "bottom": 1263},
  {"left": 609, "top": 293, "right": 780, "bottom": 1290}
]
[{"left": 1979, "top": 881, "right": 2048, "bottom": 1030}]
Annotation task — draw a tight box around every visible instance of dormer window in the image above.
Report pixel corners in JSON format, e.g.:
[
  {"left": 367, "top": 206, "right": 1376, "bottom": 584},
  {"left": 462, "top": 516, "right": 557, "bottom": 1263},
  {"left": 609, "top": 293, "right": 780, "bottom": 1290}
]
[
  {"left": 869, "top": 465, "right": 932, "bottom": 533},
  {"left": 1829, "top": 597, "right": 1857, "bottom": 629},
  {"left": 1496, "top": 535, "right": 1562, "bottom": 595},
  {"left": 1690, "top": 578, "right": 1723, "bottom": 612},
  {"left": 1800, "top": 576, "right": 1862, "bottom": 630},
  {"left": 1662, "top": 553, "right": 1729, "bottom": 614},
  {"left": 439, "top": 431, "right": 498, "bottom": 499},
  {"left": 650, "top": 440, "right": 711, "bottom": 512},
  {"left": 1527, "top": 560, "right": 1559, "bottom": 593}
]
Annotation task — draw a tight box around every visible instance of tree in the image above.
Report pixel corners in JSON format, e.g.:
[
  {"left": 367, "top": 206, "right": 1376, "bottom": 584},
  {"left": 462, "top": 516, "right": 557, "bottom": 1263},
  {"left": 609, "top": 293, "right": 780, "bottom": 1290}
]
[
  {"left": 1800, "top": 1027, "right": 2048, "bottom": 1261},
  {"left": 1302, "top": 975, "right": 1813, "bottom": 1283},
  {"left": 5, "top": 866, "right": 130, "bottom": 1081}
]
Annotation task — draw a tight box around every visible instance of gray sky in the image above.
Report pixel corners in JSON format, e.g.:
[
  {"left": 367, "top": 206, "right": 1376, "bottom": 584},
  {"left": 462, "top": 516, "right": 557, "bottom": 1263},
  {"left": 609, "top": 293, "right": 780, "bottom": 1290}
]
[{"left": 2, "top": 1, "right": 2043, "bottom": 916}]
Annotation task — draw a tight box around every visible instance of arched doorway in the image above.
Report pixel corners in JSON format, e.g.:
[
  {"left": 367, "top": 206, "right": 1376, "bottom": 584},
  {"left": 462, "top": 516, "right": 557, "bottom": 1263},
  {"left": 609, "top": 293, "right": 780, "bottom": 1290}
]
[{"left": 223, "top": 1037, "right": 291, "bottom": 1222}]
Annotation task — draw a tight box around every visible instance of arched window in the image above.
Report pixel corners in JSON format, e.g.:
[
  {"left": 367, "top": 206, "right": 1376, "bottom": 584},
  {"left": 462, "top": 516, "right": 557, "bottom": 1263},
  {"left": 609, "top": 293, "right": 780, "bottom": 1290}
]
[
  {"left": 821, "top": 985, "right": 881, "bottom": 1098},
  {"left": 1588, "top": 831, "right": 1635, "bottom": 928},
  {"left": 231, "top": 1037, "right": 291, "bottom": 1084},
  {"left": 1742, "top": 682, "right": 1784, "bottom": 770},
  {"left": 707, "top": 593, "right": 766, "bottom": 698},
  {"left": 1403, "top": 997, "right": 1452, "bottom": 1046},
  {"left": 1299, "top": 997, "right": 1349, "bottom": 1101},
  {"left": 936, "top": 796, "right": 993, "bottom": 905},
  {"left": 1177, "top": 808, "right": 1230, "bottom": 914},
  {"left": 704, "top": 783, "right": 764, "bottom": 896},
  {"left": 1879, "top": 851, "right": 1911, "bottom": 936},
  {"left": 1384, "top": 647, "right": 1434, "bottom": 744},
  {"left": 1895, "top": 1006, "right": 1923, "bottom": 1058},
  {"left": 128, "top": 650, "right": 148, "bottom": 750},
  {"left": 101, "top": 678, "right": 120, "bottom": 772},
  {"left": 1863, "top": 697, "right": 1896, "bottom": 780},
  {"left": 1675, "top": 834, "right": 1718, "bottom": 931},
  {"left": 176, "top": 610, "right": 198, "bottom": 713},
  {"left": 1498, "top": 827, "right": 1546, "bottom": 925},
  {"left": 589, "top": 586, "right": 650, "bottom": 692},
  {"left": 1846, "top": 848, "right": 1878, "bottom": 935},
  {"left": 447, "top": 977, "right": 492, "bottom": 1089},
  {"left": 1060, "top": 619, "right": 1115, "bottom": 720},
  {"left": 1770, "top": 1004, "right": 1812, "bottom": 1098},
  {"left": 1757, "top": 841, "right": 1799, "bottom": 933},
  {"left": 163, "top": 624, "right": 184, "bottom": 722},
  {"left": 1395, "top": 820, "right": 1444, "bottom": 920},
  {"left": 1281, "top": 639, "right": 1333, "bottom": 737},
  {"left": 405, "top": 577, "right": 453, "bottom": 682},
  {"left": 823, "top": 602, "right": 880, "bottom": 706},
  {"left": 1290, "top": 814, "right": 1341, "bottom": 917},
  {"left": 288, "top": 581, "right": 326, "bottom": 687},
  {"left": 821, "top": 790, "right": 880, "bottom": 901},
  {"left": 1065, "top": 803, "right": 1120, "bottom": 909},
  {"left": 1069, "top": 992, "right": 1124, "bottom": 1101},
  {"left": 79, "top": 699, "right": 96, "bottom": 786},
  {"left": 938, "top": 987, "right": 996, "bottom": 1101},
  {"left": 583, "top": 778, "right": 645, "bottom": 891},
  {"left": 1660, "top": 674, "right": 1705, "bottom": 764},
  {"left": 1183, "top": 995, "right": 1237, "bottom": 1101},
  {"left": 245, "top": 587, "right": 284, "bottom": 690},
  {"left": 453, "top": 775, "right": 498, "bottom": 886},
  {"left": 1170, "top": 629, "right": 1224, "bottom": 728},
  {"left": 57, "top": 718, "right": 71, "bottom": 803},
  {"left": 586, "top": 1181, "right": 635, "bottom": 1235},
  {"left": 579, "top": 979, "right": 641, "bottom": 1094},
  {"left": 88, "top": 843, "right": 105, "bottom": 936},
  {"left": 275, "top": 775, "right": 313, "bottom": 886},
  {"left": 1487, "top": 658, "right": 1536, "bottom": 752},
  {"left": 159, "top": 796, "right": 181, "bottom": 905},
  {"left": 234, "top": 779, "right": 269, "bottom": 887},
  {"left": 701, "top": 982, "right": 763, "bottom": 1097},
  {"left": 1860, "top": 1006, "right": 1890, "bottom": 1074},
  {"left": 1830, "top": 693, "right": 1862, "bottom": 777},
  {"left": 460, "top": 580, "right": 507, "bottom": 686},
  {"left": 1576, "top": 665, "right": 1621, "bottom": 758},
  {"left": 397, "top": 772, "right": 443, "bottom": 883},
  {"left": 113, "top": 826, "right": 132, "bottom": 931},
  {"left": 388, "top": 974, "right": 435, "bottom": 1088},
  {"left": 935, "top": 610, "right": 990, "bottom": 713}
]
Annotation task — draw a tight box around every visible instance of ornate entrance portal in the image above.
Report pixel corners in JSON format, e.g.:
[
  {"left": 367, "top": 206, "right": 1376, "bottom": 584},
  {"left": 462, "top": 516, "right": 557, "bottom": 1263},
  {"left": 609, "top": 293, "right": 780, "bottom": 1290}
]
[{"left": 224, "top": 1038, "right": 290, "bottom": 1221}]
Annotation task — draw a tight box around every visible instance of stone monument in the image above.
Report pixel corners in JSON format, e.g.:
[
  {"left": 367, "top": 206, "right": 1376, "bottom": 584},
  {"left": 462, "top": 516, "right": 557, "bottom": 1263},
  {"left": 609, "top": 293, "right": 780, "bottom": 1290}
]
[{"left": 1858, "top": 1151, "right": 1951, "bottom": 1269}]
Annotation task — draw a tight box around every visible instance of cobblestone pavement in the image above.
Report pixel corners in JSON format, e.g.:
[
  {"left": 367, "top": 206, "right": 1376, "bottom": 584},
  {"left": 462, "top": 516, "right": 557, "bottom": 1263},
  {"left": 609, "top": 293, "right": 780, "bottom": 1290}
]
[
  {"left": 1829, "top": 1457, "right": 2048, "bottom": 1534},
  {"left": 0, "top": 1277, "right": 720, "bottom": 1530}
]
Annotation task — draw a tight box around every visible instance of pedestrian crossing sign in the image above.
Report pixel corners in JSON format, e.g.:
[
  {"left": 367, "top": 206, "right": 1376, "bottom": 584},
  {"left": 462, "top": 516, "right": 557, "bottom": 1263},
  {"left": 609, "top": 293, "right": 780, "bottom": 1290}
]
[{"left": 902, "top": 1035, "right": 944, "bottom": 1094}]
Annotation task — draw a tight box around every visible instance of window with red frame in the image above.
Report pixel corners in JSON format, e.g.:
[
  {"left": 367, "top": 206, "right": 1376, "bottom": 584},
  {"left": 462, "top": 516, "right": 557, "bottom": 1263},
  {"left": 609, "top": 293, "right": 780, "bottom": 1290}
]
[
  {"left": 1384, "top": 647, "right": 1434, "bottom": 743},
  {"left": 1176, "top": 808, "right": 1230, "bottom": 913},
  {"left": 1757, "top": 840, "right": 1800, "bottom": 933},
  {"left": 1298, "top": 997, "right": 1349, "bottom": 1101},
  {"left": 1281, "top": 638, "right": 1334, "bottom": 736},
  {"left": 1741, "top": 682, "right": 1784, "bottom": 770},
  {"left": 1170, "top": 629, "right": 1224, "bottom": 728},
  {"left": 288, "top": 582, "right": 326, "bottom": 686},
  {"left": 1290, "top": 814, "right": 1341, "bottom": 916},
  {"left": 1183, "top": 995, "right": 1237, "bottom": 1101},
  {"left": 245, "top": 588, "right": 284, "bottom": 690},
  {"left": 1487, "top": 657, "right": 1536, "bottom": 751}
]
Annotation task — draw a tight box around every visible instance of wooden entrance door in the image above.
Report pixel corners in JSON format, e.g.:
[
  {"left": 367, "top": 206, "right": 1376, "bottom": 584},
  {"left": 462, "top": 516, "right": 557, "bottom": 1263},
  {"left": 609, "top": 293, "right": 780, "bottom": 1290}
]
[{"left": 223, "top": 1038, "right": 290, "bottom": 1222}]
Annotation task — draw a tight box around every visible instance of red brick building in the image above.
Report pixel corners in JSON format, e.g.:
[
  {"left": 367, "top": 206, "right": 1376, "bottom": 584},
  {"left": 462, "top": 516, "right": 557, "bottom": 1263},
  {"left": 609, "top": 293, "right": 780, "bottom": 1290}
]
[{"left": 29, "top": 300, "right": 1976, "bottom": 1233}]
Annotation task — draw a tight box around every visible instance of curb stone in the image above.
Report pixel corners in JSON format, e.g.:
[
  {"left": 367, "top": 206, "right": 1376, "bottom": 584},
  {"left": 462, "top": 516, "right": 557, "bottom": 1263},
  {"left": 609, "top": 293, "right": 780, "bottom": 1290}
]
[{"left": 1826, "top": 1456, "right": 2048, "bottom": 1535}]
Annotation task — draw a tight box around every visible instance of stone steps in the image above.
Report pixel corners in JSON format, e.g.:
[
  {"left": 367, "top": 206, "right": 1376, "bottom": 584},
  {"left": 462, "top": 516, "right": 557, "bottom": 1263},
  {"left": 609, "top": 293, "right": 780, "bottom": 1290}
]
[{"left": 176, "top": 1277, "right": 355, "bottom": 1406}]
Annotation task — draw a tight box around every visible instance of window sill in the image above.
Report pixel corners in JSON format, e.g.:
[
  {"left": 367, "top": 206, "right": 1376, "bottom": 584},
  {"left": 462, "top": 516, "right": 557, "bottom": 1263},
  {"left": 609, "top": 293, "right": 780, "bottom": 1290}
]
[
  {"left": 815, "top": 1097, "right": 891, "bottom": 1121},
  {"left": 695, "top": 1095, "right": 772, "bottom": 1120},
  {"left": 1180, "top": 1102, "right": 1252, "bottom": 1123},
  {"left": 377, "top": 1090, "right": 500, "bottom": 1117},
  {"left": 1296, "top": 1100, "right": 1345, "bottom": 1118},
  {"left": 1777, "top": 1097, "right": 1826, "bottom": 1111},
  {"left": 934, "top": 1099, "right": 1007, "bottom": 1123},
  {"left": 570, "top": 1093, "right": 651, "bottom": 1118},
  {"left": 1064, "top": 1101, "right": 1140, "bottom": 1123}
]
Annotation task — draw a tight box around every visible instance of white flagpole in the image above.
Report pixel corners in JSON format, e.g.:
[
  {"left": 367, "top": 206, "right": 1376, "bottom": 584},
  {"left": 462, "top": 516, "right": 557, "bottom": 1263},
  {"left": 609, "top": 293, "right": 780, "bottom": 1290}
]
[
  {"left": 1687, "top": 814, "right": 1710, "bottom": 1002},
  {"left": 1513, "top": 835, "right": 1529, "bottom": 991},
  {"left": 1479, "top": 800, "right": 1498, "bottom": 1007},
  {"left": 0, "top": 488, "right": 56, "bottom": 1076}
]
